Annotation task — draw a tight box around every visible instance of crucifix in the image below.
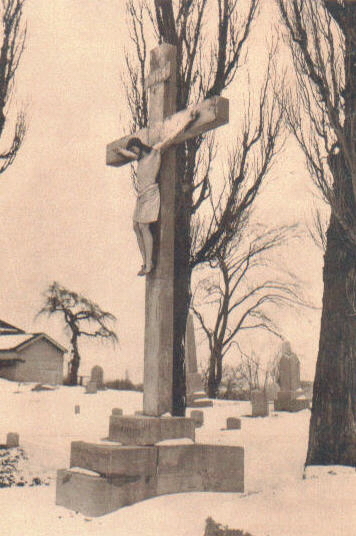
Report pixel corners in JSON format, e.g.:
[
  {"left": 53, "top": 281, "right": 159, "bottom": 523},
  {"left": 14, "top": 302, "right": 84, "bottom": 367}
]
[{"left": 107, "top": 43, "right": 229, "bottom": 417}]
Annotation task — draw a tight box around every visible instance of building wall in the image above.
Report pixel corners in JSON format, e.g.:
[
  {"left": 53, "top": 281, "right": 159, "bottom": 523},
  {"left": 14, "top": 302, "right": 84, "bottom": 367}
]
[
  {"left": 0, "top": 339, "right": 64, "bottom": 384},
  {"left": 0, "top": 351, "right": 19, "bottom": 382}
]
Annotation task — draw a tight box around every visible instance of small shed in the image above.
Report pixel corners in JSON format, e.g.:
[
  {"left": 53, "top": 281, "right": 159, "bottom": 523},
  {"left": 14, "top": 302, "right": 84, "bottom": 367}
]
[{"left": 0, "top": 322, "right": 66, "bottom": 385}]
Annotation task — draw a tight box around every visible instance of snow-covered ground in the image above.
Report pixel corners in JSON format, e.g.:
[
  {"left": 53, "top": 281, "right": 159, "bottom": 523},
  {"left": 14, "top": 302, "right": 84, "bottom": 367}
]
[{"left": 0, "top": 379, "right": 355, "bottom": 536}]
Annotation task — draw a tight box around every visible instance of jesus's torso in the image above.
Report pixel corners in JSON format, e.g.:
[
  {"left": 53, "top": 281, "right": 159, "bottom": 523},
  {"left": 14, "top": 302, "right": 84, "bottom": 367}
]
[{"left": 136, "top": 149, "right": 161, "bottom": 195}]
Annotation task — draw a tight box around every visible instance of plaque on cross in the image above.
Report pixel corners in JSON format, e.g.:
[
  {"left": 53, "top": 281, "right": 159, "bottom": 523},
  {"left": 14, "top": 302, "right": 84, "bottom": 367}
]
[{"left": 107, "top": 43, "right": 229, "bottom": 416}]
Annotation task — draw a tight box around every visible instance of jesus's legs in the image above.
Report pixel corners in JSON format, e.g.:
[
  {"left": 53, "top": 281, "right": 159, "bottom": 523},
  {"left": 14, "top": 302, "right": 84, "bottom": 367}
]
[
  {"left": 133, "top": 221, "right": 146, "bottom": 271},
  {"left": 133, "top": 221, "right": 154, "bottom": 275},
  {"left": 139, "top": 223, "right": 153, "bottom": 274}
]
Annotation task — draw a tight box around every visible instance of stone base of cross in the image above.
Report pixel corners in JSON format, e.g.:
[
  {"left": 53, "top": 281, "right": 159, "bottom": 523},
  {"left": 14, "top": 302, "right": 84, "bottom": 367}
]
[{"left": 107, "top": 44, "right": 229, "bottom": 417}]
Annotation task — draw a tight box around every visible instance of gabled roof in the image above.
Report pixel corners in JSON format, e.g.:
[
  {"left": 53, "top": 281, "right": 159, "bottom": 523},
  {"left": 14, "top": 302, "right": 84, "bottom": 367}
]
[
  {"left": 0, "top": 333, "right": 67, "bottom": 354},
  {"left": 0, "top": 320, "right": 25, "bottom": 335}
]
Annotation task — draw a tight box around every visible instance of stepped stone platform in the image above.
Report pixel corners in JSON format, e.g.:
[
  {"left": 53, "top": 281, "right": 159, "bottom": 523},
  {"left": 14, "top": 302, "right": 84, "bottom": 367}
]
[{"left": 56, "top": 415, "right": 244, "bottom": 517}]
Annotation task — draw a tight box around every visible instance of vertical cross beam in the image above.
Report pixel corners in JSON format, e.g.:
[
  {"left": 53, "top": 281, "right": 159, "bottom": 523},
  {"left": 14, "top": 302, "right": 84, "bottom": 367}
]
[
  {"left": 143, "top": 44, "right": 177, "bottom": 416},
  {"left": 106, "top": 45, "right": 228, "bottom": 417}
]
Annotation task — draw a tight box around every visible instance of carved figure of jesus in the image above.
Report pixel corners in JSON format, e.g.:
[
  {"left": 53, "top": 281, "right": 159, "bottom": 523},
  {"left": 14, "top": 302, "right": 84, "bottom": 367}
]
[{"left": 116, "top": 109, "right": 199, "bottom": 276}]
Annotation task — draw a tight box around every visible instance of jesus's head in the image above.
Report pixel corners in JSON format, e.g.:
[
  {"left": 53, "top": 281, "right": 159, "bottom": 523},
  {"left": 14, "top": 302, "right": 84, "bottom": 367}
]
[{"left": 126, "top": 137, "right": 151, "bottom": 160}]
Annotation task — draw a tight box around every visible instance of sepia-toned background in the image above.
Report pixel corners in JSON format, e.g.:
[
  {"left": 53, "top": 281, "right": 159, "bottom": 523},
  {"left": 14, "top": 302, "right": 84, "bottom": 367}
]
[{"left": 0, "top": 0, "right": 324, "bottom": 381}]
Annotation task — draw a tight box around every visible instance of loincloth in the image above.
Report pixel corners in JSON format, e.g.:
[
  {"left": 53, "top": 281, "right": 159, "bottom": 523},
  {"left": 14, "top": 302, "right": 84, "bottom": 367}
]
[{"left": 133, "top": 183, "right": 160, "bottom": 223}]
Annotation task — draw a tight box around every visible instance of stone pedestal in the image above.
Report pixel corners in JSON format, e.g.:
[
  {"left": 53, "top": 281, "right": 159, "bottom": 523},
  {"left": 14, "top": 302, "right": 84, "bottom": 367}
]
[
  {"left": 56, "top": 440, "right": 244, "bottom": 517},
  {"left": 274, "top": 390, "right": 310, "bottom": 412},
  {"left": 56, "top": 415, "right": 244, "bottom": 517},
  {"left": 108, "top": 415, "right": 195, "bottom": 445}
]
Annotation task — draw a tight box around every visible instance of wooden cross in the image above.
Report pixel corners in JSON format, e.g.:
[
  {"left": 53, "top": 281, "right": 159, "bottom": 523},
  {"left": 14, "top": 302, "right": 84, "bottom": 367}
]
[{"left": 107, "top": 44, "right": 229, "bottom": 417}]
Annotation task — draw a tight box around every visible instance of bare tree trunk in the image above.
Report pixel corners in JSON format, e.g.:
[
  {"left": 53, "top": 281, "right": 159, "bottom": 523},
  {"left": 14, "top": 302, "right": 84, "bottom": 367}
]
[
  {"left": 306, "top": 4, "right": 356, "bottom": 466},
  {"left": 306, "top": 214, "right": 356, "bottom": 465},
  {"left": 207, "top": 347, "right": 223, "bottom": 399},
  {"left": 207, "top": 351, "right": 218, "bottom": 398},
  {"left": 172, "top": 146, "right": 192, "bottom": 415},
  {"left": 68, "top": 332, "right": 80, "bottom": 386},
  {"left": 216, "top": 351, "right": 223, "bottom": 391}
]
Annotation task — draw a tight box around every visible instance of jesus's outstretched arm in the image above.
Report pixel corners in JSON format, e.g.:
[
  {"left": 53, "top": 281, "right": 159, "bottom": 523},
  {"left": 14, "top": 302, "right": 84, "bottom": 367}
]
[
  {"left": 114, "top": 146, "right": 138, "bottom": 160},
  {"left": 153, "top": 108, "right": 199, "bottom": 153}
]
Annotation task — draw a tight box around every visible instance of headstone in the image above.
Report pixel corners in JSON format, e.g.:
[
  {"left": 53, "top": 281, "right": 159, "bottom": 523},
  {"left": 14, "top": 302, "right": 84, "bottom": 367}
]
[
  {"left": 226, "top": 417, "right": 241, "bottom": 430},
  {"left": 85, "top": 380, "right": 97, "bottom": 394},
  {"left": 251, "top": 390, "right": 269, "bottom": 417},
  {"left": 90, "top": 366, "right": 104, "bottom": 390},
  {"left": 74, "top": 405, "right": 80, "bottom": 414},
  {"left": 6, "top": 433, "right": 19, "bottom": 448},
  {"left": 190, "top": 410, "right": 204, "bottom": 428},
  {"left": 56, "top": 43, "right": 243, "bottom": 517},
  {"left": 279, "top": 341, "right": 300, "bottom": 391},
  {"left": 274, "top": 341, "right": 310, "bottom": 412},
  {"left": 266, "top": 381, "right": 280, "bottom": 401}
]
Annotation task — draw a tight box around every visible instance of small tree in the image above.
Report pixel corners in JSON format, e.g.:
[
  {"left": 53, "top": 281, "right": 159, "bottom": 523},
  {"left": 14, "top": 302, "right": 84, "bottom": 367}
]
[
  {"left": 191, "top": 226, "right": 301, "bottom": 397},
  {"left": 38, "top": 282, "right": 118, "bottom": 386}
]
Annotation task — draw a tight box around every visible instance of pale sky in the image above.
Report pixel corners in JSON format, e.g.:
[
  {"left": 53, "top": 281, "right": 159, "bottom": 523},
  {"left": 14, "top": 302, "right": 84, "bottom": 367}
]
[{"left": 0, "top": 0, "right": 325, "bottom": 382}]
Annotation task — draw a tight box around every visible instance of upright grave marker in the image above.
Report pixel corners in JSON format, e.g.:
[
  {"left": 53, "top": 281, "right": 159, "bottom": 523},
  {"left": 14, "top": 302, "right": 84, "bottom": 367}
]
[
  {"left": 274, "top": 341, "right": 310, "bottom": 412},
  {"left": 185, "top": 313, "right": 212, "bottom": 408},
  {"left": 107, "top": 44, "right": 229, "bottom": 416}
]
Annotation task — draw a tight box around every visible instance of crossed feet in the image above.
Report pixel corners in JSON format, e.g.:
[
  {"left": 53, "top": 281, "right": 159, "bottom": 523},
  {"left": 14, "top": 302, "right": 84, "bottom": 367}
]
[{"left": 137, "top": 264, "right": 153, "bottom": 276}]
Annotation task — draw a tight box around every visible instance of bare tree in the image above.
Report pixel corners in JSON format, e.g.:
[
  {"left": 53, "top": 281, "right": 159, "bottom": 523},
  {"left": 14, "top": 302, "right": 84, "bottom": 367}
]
[
  {"left": 0, "top": 0, "right": 26, "bottom": 174},
  {"left": 214, "top": 363, "right": 247, "bottom": 399},
  {"left": 236, "top": 348, "right": 269, "bottom": 393},
  {"left": 38, "top": 282, "right": 118, "bottom": 386},
  {"left": 277, "top": 0, "right": 356, "bottom": 465},
  {"left": 191, "top": 225, "right": 301, "bottom": 397},
  {"left": 306, "top": 206, "right": 329, "bottom": 251},
  {"left": 123, "top": 0, "right": 287, "bottom": 415}
]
